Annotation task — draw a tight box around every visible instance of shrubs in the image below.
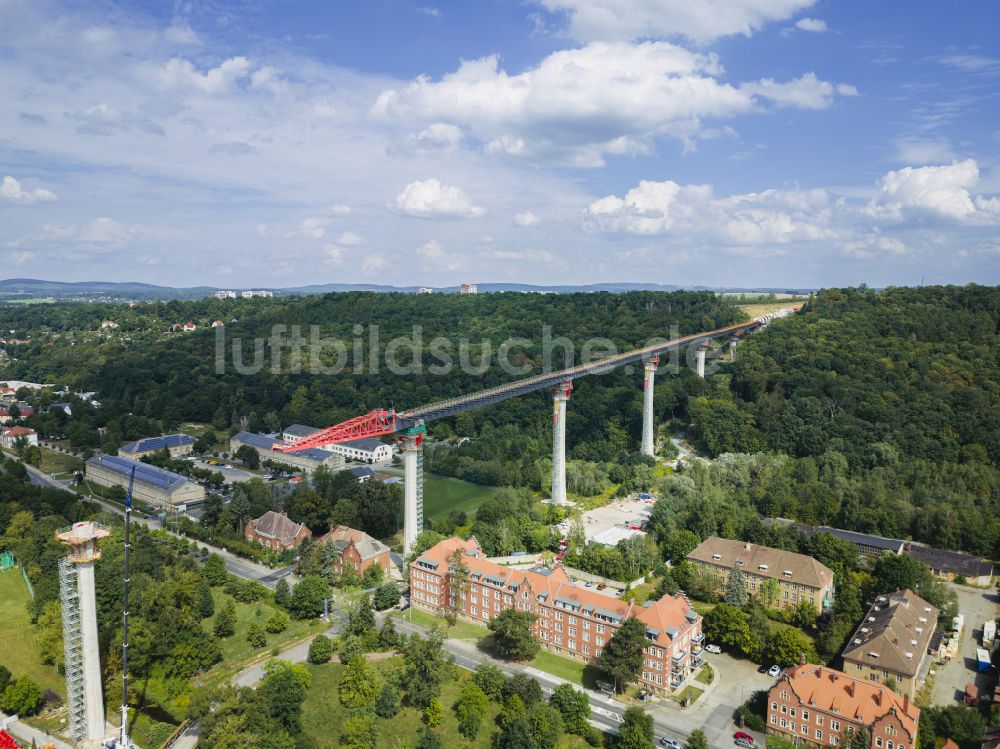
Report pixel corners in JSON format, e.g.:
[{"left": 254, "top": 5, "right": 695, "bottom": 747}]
[
  {"left": 308, "top": 634, "right": 333, "bottom": 664},
  {"left": 247, "top": 623, "right": 267, "bottom": 648},
  {"left": 213, "top": 599, "right": 237, "bottom": 638},
  {"left": 1, "top": 676, "right": 44, "bottom": 717},
  {"left": 266, "top": 611, "right": 289, "bottom": 634}
]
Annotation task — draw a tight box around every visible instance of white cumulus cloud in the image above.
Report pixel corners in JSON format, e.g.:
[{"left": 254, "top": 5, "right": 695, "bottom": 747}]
[
  {"left": 374, "top": 42, "right": 852, "bottom": 166},
  {"left": 151, "top": 56, "right": 252, "bottom": 94},
  {"left": 334, "top": 231, "right": 363, "bottom": 246},
  {"left": 513, "top": 211, "right": 540, "bottom": 226},
  {"left": 395, "top": 179, "right": 485, "bottom": 218},
  {"left": 538, "top": 0, "right": 817, "bottom": 43},
  {"left": 1, "top": 176, "right": 57, "bottom": 204},
  {"left": 794, "top": 17, "right": 827, "bottom": 32},
  {"left": 867, "top": 160, "right": 983, "bottom": 221}
]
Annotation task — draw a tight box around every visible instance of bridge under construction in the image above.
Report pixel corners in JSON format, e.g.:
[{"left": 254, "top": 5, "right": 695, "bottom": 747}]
[{"left": 276, "top": 312, "right": 791, "bottom": 555}]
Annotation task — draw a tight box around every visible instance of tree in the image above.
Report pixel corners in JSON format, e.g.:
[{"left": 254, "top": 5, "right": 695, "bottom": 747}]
[
  {"left": 290, "top": 575, "right": 330, "bottom": 619},
  {"left": 415, "top": 727, "right": 442, "bottom": 749},
  {"left": 1, "top": 677, "right": 44, "bottom": 717},
  {"left": 378, "top": 617, "right": 400, "bottom": 649},
  {"left": 616, "top": 706, "right": 653, "bottom": 749},
  {"left": 758, "top": 578, "right": 779, "bottom": 608},
  {"left": 308, "top": 634, "right": 333, "bottom": 664},
  {"left": 204, "top": 553, "right": 228, "bottom": 585},
  {"left": 362, "top": 561, "right": 384, "bottom": 587},
  {"left": 424, "top": 696, "right": 444, "bottom": 727},
  {"left": 445, "top": 548, "right": 470, "bottom": 625},
  {"left": 339, "top": 656, "right": 383, "bottom": 710},
  {"left": 214, "top": 599, "right": 237, "bottom": 637},
  {"left": 261, "top": 661, "right": 308, "bottom": 733},
  {"left": 869, "top": 554, "right": 931, "bottom": 598},
  {"left": 235, "top": 444, "right": 260, "bottom": 469},
  {"left": 791, "top": 600, "right": 818, "bottom": 628},
  {"left": 348, "top": 595, "right": 376, "bottom": 636},
  {"left": 474, "top": 662, "right": 506, "bottom": 701},
  {"left": 725, "top": 564, "right": 748, "bottom": 606},
  {"left": 340, "top": 714, "right": 378, "bottom": 749},
  {"left": 339, "top": 634, "right": 363, "bottom": 664},
  {"left": 373, "top": 582, "right": 399, "bottom": 611},
  {"left": 549, "top": 683, "right": 590, "bottom": 736},
  {"left": 526, "top": 702, "right": 563, "bottom": 749},
  {"left": 488, "top": 609, "right": 540, "bottom": 661},
  {"left": 375, "top": 681, "right": 400, "bottom": 718},
  {"left": 246, "top": 623, "right": 267, "bottom": 648},
  {"left": 454, "top": 682, "right": 488, "bottom": 740},
  {"left": 274, "top": 578, "right": 290, "bottom": 608},
  {"left": 401, "top": 630, "right": 446, "bottom": 709},
  {"left": 703, "top": 603, "right": 754, "bottom": 655},
  {"left": 765, "top": 628, "right": 817, "bottom": 667},
  {"left": 503, "top": 673, "right": 543, "bottom": 706},
  {"left": 598, "top": 617, "right": 647, "bottom": 692},
  {"left": 197, "top": 579, "right": 215, "bottom": 619},
  {"left": 685, "top": 729, "right": 709, "bottom": 749},
  {"left": 266, "top": 611, "right": 289, "bottom": 634}
]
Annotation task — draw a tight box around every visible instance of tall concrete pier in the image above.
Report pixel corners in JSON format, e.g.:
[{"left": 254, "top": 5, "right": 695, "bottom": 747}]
[
  {"left": 550, "top": 380, "right": 572, "bottom": 505},
  {"left": 695, "top": 343, "right": 707, "bottom": 378},
  {"left": 401, "top": 430, "right": 424, "bottom": 557},
  {"left": 641, "top": 356, "right": 659, "bottom": 456}
]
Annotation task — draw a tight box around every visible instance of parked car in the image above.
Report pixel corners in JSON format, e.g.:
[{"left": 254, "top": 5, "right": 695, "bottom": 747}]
[
  {"left": 734, "top": 732, "right": 754, "bottom": 746},
  {"left": 585, "top": 581, "right": 595, "bottom": 588},
  {"left": 767, "top": 665, "right": 782, "bottom": 677},
  {"left": 659, "top": 738, "right": 682, "bottom": 749},
  {"left": 704, "top": 644, "right": 722, "bottom": 654},
  {"left": 736, "top": 739, "right": 754, "bottom": 748}
]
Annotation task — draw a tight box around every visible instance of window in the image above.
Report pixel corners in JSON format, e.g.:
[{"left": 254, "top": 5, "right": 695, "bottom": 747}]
[
  {"left": 569, "top": 640, "right": 576, "bottom": 650},
  {"left": 832, "top": 737, "right": 839, "bottom": 745},
  {"left": 583, "top": 645, "right": 589, "bottom": 654},
  {"left": 555, "top": 636, "right": 563, "bottom": 645},
  {"left": 780, "top": 719, "right": 787, "bottom": 729},
  {"left": 801, "top": 725, "right": 808, "bottom": 735},
  {"left": 802, "top": 711, "right": 809, "bottom": 721},
  {"left": 816, "top": 716, "right": 823, "bottom": 726},
  {"left": 780, "top": 706, "right": 787, "bottom": 714},
  {"left": 875, "top": 740, "right": 883, "bottom": 748},
  {"left": 790, "top": 708, "right": 796, "bottom": 718},
  {"left": 831, "top": 720, "right": 840, "bottom": 731},
  {"left": 771, "top": 703, "right": 778, "bottom": 711},
  {"left": 816, "top": 730, "right": 823, "bottom": 740},
  {"left": 771, "top": 716, "right": 777, "bottom": 726}
]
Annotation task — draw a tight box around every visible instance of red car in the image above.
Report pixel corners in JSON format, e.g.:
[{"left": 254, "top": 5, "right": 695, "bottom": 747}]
[{"left": 734, "top": 732, "right": 755, "bottom": 747}]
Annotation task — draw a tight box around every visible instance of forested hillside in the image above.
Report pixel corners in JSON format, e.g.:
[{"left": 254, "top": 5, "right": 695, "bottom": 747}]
[{"left": 688, "top": 285, "right": 1000, "bottom": 556}]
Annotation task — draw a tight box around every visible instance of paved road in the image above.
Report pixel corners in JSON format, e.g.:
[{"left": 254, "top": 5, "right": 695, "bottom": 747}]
[
  {"left": 932, "top": 583, "right": 998, "bottom": 704},
  {"left": 0, "top": 709, "right": 74, "bottom": 749}
]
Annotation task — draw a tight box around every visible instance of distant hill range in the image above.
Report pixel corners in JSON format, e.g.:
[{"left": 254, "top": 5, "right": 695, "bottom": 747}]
[{"left": 0, "top": 278, "right": 814, "bottom": 302}]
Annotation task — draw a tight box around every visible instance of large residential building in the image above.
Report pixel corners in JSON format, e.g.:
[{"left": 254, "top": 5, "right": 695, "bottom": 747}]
[
  {"left": 767, "top": 664, "right": 920, "bottom": 749},
  {"left": 282, "top": 424, "right": 321, "bottom": 444},
  {"left": 230, "top": 431, "right": 345, "bottom": 475},
  {"left": 244, "top": 511, "right": 312, "bottom": 551},
  {"left": 85, "top": 454, "right": 205, "bottom": 508},
  {"left": 459, "top": 283, "right": 478, "bottom": 294},
  {"left": 687, "top": 537, "right": 835, "bottom": 613},
  {"left": 411, "top": 537, "right": 704, "bottom": 696},
  {"left": 119, "top": 433, "right": 197, "bottom": 459},
  {"left": 841, "top": 590, "right": 938, "bottom": 701},
  {"left": 0, "top": 425, "right": 38, "bottom": 449},
  {"left": 316, "top": 525, "right": 391, "bottom": 576},
  {"left": 328, "top": 437, "right": 394, "bottom": 464}
]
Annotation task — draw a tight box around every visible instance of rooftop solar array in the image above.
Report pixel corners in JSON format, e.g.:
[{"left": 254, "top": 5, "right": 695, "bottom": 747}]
[
  {"left": 86, "top": 454, "right": 189, "bottom": 491},
  {"left": 120, "top": 433, "right": 197, "bottom": 453},
  {"left": 233, "top": 431, "right": 333, "bottom": 462}
]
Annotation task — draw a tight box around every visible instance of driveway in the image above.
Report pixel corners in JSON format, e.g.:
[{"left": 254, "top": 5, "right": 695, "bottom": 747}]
[
  {"left": 191, "top": 458, "right": 256, "bottom": 484},
  {"left": 932, "top": 583, "right": 998, "bottom": 704}
]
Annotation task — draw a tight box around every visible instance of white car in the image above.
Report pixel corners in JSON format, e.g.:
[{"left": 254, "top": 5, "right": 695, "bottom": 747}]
[
  {"left": 767, "top": 665, "right": 782, "bottom": 677},
  {"left": 704, "top": 644, "right": 722, "bottom": 654},
  {"left": 659, "top": 739, "right": 682, "bottom": 749}
]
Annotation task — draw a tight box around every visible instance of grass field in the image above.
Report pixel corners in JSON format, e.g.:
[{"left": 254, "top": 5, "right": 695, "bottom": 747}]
[
  {"left": 420, "top": 474, "right": 501, "bottom": 521},
  {"left": 672, "top": 684, "right": 704, "bottom": 704},
  {"left": 738, "top": 300, "right": 804, "bottom": 319},
  {"left": 39, "top": 447, "right": 83, "bottom": 475},
  {"left": 0, "top": 569, "right": 63, "bottom": 696},
  {"left": 396, "top": 609, "right": 594, "bottom": 686},
  {"left": 302, "top": 656, "right": 593, "bottom": 749}
]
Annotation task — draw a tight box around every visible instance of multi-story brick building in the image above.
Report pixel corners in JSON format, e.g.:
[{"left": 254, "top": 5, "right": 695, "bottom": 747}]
[
  {"left": 411, "top": 537, "right": 704, "bottom": 696},
  {"left": 317, "top": 525, "right": 392, "bottom": 577},
  {"left": 841, "top": 590, "right": 938, "bottom": 701},
  {"left": 244, "top": 510, "right": 312, "bottom": 552},
  {"left": 687, "top": 537, "right": 835, "bottom": 613},
  {"left": 767, "top": 664, "right": 919, "bottom": 749}
]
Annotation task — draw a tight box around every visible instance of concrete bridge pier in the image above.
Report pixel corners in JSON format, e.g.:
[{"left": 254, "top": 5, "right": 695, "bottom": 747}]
[
  {"left": 641, "top": 355, "right": 659, "bottom": 457},
  {"left": 401, "top": 430, "right": 424, "bottom": 557},
  {"left": 550, "top": 380, "right": 572, "bottom": 505},
  {"left": 729, "top": 336, "right": 739, "bottom": 361},
  {"left": 695, "top": 343, "right": 707, "bottom": 378}
]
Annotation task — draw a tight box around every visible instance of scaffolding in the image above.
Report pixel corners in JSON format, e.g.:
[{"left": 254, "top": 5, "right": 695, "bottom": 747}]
[
  {"left": 415, "top": 445, "right": 424, "bottom": 535},
  {"left": 59, "top": 557, "right": 87, "bottom": 742}
]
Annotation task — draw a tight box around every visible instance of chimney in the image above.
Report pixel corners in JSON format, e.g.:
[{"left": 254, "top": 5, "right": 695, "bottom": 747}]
[
  {"left": 800, "top": 653, "right": 806, "bottom": 667},
  {"left": 745, "top": 541, "right": 751, "bottom": 551},
  {"left": 903, "top": 694, "right": 910, "bottom": 713}
]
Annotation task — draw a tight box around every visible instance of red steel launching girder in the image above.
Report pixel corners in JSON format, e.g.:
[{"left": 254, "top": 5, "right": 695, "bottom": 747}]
[{"left": 273, "top": 409, "right": 399, "bottom": 452}]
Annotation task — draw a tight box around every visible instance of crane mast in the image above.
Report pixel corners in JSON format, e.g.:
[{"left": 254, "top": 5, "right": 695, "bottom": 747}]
[{"left": 119, "top": 465, "right": 136, "bottom": 749}]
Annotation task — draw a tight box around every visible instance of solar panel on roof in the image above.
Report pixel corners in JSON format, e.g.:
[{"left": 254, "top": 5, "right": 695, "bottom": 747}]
[{"left": 87, "top": 454, "right": 189, "bottom": 491}]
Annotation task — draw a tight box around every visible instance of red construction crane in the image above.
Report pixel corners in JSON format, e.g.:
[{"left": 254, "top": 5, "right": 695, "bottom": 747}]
[{"left": 272, "top": 408, "right": 402, "bottom": 452}]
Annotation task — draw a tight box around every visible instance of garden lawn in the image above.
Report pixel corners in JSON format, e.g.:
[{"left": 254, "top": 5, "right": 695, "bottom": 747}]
[
  {"left": 201, "top": 589, "right": 325, "bottom": 684},
  {"left": 38, "top": 447, "right": 82, "bottom": 476},
  {"left": 301, "top": 657, "right": 594, "bottom": 749},
  {"left": 421, "top": 474, "right": 500, "bottom": 521},
  {"left": 0, "top": 569, "right": 63, "bottom": 696},
  {"left": 401, "top": 608, "right": 491, "bottom": 641}
]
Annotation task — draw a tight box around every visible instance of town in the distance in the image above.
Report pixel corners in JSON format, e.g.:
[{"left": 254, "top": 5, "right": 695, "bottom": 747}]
[{"left": 0, "top": 284, "right": 998, "bottom": 749}]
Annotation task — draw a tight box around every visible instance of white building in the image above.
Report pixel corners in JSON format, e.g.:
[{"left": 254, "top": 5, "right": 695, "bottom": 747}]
[
  {"left": 214, "top": 290, "right": 237, "bottom": 299},
  {"left": 329, "top": 437, "right": 394, "bottom": 464},
  {"left": 459, "top": 283, "right": 478, "bottom": 294},
  {"left": 241, "top": 289, "right": 273, "bottom": 298},
  {"left": 0, "top": 425, "right": 38, "bottom": 448},
  {"left": 418, "top": 287, "right": 435, "bottom": 294}
]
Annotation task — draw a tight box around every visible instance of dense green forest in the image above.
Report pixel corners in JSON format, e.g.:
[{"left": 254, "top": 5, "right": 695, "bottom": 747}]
[{"left": 686, "top": 286, "right": 1000, "bottom": 557}]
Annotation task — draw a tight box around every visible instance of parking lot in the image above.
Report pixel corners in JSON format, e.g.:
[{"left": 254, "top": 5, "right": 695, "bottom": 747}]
[
  {"left": 192, "top": 457, "right": 257, "bottom": 484},
  {"left": 932, "top": 583, "right": 998, "bottom": 705},
  {"left": 580, "top": 495, "right": 654, "bottom": 543}
]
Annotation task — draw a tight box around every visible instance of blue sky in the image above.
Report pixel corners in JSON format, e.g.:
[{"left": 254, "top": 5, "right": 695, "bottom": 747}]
[{"left": 1, "top": 0, "right": 999, "bottom": 289}]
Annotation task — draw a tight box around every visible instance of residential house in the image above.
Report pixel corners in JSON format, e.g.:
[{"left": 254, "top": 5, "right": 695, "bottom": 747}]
[
  {"left": 230, "top": 431, "right": 345, "bottom": 475},
  {"left": 350, "top": 466, "right": 375, "bottom": 482},
  {"left": 840, "top": 590, "right": 939, "bottom": 701},
  {"left": 459, "top": 283, "right": 478, "bottom": 294},
  {"left": 411, "top": 536, "right": 704, "bottom": 696},
  {"left": 767, "top": 664, "right": 919, "bottom": 749},
  {"left": 244, "top": 511, "right": 312, "bottom": 552},
  {"left": 0, "top": 426, "right": 38, "bottom": 449},
  {"left": 328, "top": 437, "right": 394, "bottom": 464},
  {"left": 687, "top": 537, "right": 835, "bottom": 614},
  {"left": 0, "top": 404, "right": 34, "bottom": 424},
  {"left": 100, "top": 320, "right": 119, "bottom": 329},
  {"left": 85, "top": 454, "right": 205, "bottom": 508},
  {"left": 316, "top": 525, "right": 391, "bottom": 576}
]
